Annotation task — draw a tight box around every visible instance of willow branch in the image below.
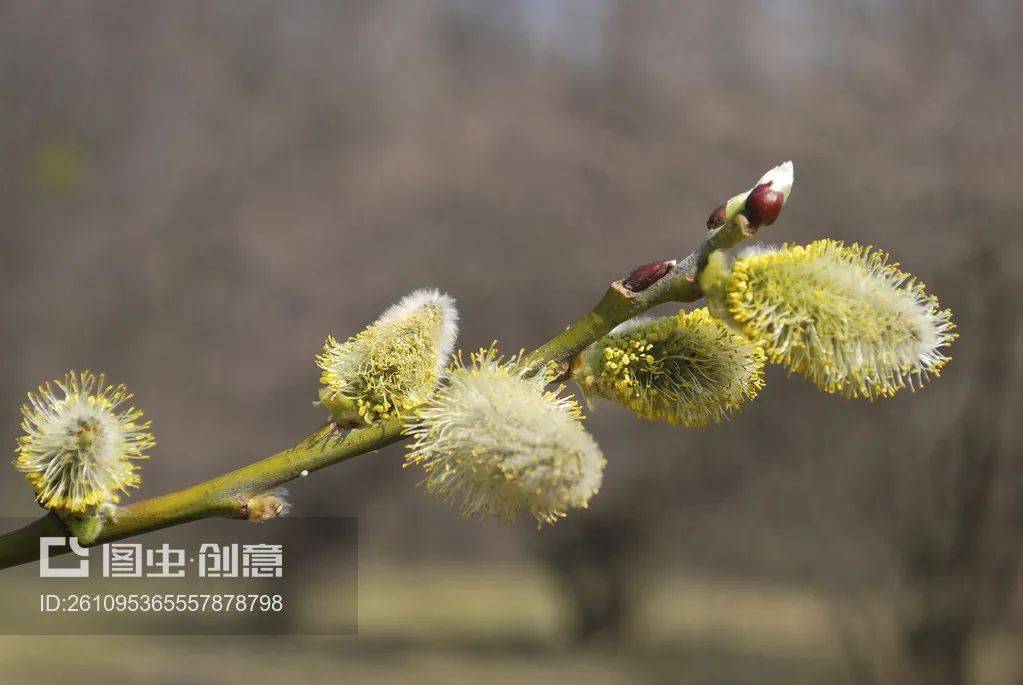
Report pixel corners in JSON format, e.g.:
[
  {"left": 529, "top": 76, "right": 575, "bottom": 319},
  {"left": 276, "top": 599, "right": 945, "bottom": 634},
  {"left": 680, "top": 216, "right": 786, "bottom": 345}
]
[
  {"left": 524, "top": 214, "right": 759, "bottom": 373},
  {"left": 0, "top": 214, "right": 761, "bottom": 571}
]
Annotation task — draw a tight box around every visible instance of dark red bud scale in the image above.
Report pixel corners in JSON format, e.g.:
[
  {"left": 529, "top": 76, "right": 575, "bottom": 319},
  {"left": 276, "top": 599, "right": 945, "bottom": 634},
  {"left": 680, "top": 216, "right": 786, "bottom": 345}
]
[
  {"left": 623, "top": 260, "right": 674, "bottom": 292},
  {"left": 744, "top": 183, "right": 785, "bottom": 227},
  {"left": 706, "top": 203, "right": 727, "bottom": 230}
]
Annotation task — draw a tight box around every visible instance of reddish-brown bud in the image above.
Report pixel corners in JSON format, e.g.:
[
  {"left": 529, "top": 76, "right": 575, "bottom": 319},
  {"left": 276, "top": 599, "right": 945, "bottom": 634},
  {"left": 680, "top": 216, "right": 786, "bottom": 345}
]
[
  {"left": 623, "top": 260, "right": 674, "bottom": 292},
  {"left": 743, "top": 183, "right": 785, "bottom": 227},
  {"left": 706, "top": 203, "right": 727, "bottom": 230}
]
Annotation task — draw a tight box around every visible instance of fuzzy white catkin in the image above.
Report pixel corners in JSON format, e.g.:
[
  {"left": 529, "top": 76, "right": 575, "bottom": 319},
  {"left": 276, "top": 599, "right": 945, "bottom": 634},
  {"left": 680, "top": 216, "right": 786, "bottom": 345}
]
[
  {"left": 405, "top": 349, "right": 605, "bottom": 526},
  {"left": 15, "top": 371, "right": 155, "bottom": 512}
]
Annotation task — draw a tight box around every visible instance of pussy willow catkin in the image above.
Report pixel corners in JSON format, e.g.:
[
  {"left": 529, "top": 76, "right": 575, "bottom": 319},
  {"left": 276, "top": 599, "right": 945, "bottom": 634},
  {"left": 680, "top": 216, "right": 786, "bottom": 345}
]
[
  {"left": 317, "top": 289, "right": 458, "bottom": 424},
  {"left": 700, "top": 241, "right": 956, "bottom": 398},
  {"left": 405, "top": 348, "right": 605, "bottom": 526},
  {"left": 15, "top": 370, "right": 155, "bottom": 513},
  {"left": 574, "top": 308, "right": 765, "bottom": 427}
]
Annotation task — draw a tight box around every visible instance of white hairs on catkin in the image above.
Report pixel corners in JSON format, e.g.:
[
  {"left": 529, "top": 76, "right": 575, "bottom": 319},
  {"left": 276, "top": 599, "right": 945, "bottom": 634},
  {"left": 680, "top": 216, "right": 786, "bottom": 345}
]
[
  {"left": 317, "top": 288, "right": 459, "bottom": 424},
  {"left": 376, "top": 289, "right": 459, "bottom": 381},
  {"left": 405, "top": 348, "right": 605, "bottom": 526}
]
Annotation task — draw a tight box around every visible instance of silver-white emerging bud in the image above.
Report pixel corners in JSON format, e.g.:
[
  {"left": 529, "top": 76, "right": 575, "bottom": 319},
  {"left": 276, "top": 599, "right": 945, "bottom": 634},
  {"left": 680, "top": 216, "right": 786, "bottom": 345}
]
[{"left": 708, "top": 161, "right": 794, "bottom": 230}]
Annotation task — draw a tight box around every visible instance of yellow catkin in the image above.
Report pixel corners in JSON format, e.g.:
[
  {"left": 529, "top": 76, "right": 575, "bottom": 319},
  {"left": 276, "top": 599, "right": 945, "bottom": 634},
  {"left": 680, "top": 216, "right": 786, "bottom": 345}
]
[
  {"left": 575, "top": 308, "right": 766, "bottom": 427},
  {"left": 707, "top": 240, "right": 956, "bottom": 398},
  {"left": 317, "top": 289, "right": 458, "bottom": 424}
]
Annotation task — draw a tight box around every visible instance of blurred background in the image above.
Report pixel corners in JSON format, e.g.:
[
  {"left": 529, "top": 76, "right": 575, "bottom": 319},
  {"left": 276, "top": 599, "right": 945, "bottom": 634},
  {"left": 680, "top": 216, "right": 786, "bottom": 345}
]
[{"left": 1, "top": 1, "right": 1021, "bottom": 683}]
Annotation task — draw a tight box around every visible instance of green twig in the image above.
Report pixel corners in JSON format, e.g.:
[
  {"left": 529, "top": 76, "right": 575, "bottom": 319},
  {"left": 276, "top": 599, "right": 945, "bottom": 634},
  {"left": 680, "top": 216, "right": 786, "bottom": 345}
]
[
  {"left": 0, "top": 214, "right": 759, "bottom": 571},
  {"left": 524, "top": 214, "right": 757, "bottom": 373}
]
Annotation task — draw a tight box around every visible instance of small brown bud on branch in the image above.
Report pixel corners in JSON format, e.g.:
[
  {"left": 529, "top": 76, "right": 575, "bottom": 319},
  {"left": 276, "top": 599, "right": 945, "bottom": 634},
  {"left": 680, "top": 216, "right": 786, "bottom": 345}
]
[
  {"left": 705, "top": 161, "right": 794, "bottom": 231},
  {"left": 706, "top": 203, "right": 727, "bottom": 230},
  {"left": 623, "top": 260, "right": 676, "bottom": 292},
  {"left": 743, "top": 183, "right": 785, "bottom": 227}
]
